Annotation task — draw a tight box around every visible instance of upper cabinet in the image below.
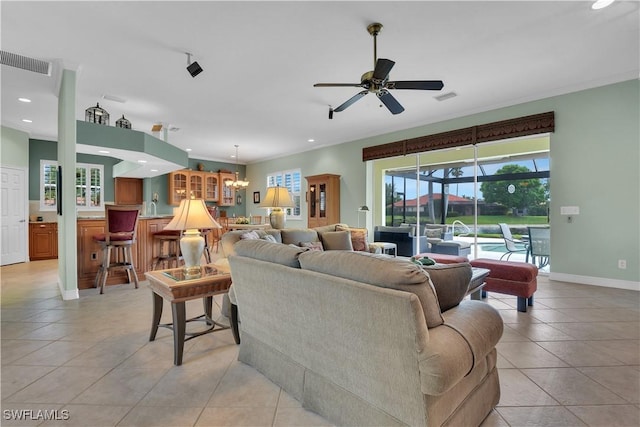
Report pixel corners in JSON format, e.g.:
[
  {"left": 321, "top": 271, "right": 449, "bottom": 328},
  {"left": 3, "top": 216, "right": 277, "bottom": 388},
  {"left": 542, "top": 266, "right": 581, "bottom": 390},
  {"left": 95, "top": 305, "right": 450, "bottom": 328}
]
[
  {"left": 168, "top": 170, "right": 226, "bottom": 205},
  {"left": 218, "top": 172, "right": 236, "bottom": 206},
  {"left": 168, "top": 170, "right": 189, "bottom": 205}
]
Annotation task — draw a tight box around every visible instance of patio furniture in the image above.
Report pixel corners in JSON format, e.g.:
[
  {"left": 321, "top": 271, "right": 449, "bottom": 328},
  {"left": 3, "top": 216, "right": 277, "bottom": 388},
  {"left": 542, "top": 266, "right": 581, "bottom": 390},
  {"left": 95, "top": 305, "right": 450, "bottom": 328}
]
[
  {"left": 498, "top": 223, "right": 528, "bottom": 260},
  {"left": 528, "top": 226, "right": 550, "bottom": 268}
]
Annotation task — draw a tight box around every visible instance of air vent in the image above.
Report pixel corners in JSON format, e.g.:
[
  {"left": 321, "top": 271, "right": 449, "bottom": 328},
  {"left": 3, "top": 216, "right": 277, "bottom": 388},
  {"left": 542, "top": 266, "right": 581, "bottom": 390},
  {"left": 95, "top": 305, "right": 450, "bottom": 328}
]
[
  {"left": 434, "top": 92, "right": 457, "bottom": 102},
  {"left": 0, "top": 50, "right": 52, "bottom": 75}
]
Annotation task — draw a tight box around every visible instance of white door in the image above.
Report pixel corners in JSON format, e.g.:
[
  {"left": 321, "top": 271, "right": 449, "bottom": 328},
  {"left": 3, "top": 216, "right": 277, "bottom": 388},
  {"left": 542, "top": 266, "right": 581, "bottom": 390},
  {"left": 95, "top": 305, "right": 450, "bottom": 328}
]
[{"left": 1, "top": 166, "right": 28, "bottom": 265}]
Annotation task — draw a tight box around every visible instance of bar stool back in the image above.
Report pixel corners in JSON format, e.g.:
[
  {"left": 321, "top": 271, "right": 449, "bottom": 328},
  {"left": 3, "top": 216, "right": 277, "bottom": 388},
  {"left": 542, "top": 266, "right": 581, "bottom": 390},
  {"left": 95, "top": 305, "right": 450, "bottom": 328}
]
[{"left": 93, "top": 204, "right": 142, "bottom": 294}]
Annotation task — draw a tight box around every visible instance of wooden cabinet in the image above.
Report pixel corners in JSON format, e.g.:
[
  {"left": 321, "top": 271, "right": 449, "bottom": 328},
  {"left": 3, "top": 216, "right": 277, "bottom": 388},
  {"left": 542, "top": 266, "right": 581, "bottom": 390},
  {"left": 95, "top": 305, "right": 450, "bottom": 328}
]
[
  {"left": 169, "top": 170, "right": 223, "bottom": 205},
  {"left": 204, "top": 173, "right": 219, "bottom": 202},
  {"left": 218, "top": 172, "right": 236, "bottom": 206},
  {"left": 168, "top": 170, "right": 189, "bottom": 205},
  {"left": 77, "top": 217, "right": 172, "bottom": 289},
  {"left": 114, "top": 178, "right": 143, "bottom": 204},
  {"left": 306, "top": 174, "right": 340, "bottom": 228},
  {"left": 29, "top": 222, "right": 58, "bottom": 260}
]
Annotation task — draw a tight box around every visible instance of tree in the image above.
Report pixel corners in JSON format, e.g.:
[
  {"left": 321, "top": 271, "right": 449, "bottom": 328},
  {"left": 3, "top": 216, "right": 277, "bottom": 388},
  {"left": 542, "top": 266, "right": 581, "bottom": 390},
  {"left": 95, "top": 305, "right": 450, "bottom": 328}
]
[{"left": 480, "top": 164, "right": 546, "bottom": 212}]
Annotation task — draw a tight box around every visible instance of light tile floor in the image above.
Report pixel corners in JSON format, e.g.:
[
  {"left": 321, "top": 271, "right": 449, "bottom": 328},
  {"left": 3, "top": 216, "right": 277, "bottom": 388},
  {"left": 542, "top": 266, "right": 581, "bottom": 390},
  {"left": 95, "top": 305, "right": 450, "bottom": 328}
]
[{"left": 1, "top": 259, "right": 638, "bottom": 426}]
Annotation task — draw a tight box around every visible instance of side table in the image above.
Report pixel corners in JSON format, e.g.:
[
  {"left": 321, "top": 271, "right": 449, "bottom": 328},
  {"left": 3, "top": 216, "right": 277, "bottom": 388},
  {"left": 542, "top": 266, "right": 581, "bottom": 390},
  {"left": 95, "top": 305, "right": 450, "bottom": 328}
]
[
  {"left": 145, "top": 265, "right": 232, "bottom": 365},
  {"left": 370, "top": 242, "right": 397, "bottom": 257}
]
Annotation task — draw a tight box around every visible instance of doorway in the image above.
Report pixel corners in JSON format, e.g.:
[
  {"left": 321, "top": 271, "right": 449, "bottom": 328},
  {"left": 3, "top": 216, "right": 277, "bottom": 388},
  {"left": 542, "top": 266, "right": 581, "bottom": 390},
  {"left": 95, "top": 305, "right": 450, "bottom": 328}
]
[{"left": 1, "top": 165, "right": 28, "bottom": 265}]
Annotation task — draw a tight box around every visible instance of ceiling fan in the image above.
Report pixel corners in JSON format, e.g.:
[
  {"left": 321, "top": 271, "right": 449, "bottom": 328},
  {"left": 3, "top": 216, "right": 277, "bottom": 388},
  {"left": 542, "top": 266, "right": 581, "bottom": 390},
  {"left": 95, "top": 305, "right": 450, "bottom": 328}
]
[{"left": 314, "top": 23, "right": 444, "bottom": 119}]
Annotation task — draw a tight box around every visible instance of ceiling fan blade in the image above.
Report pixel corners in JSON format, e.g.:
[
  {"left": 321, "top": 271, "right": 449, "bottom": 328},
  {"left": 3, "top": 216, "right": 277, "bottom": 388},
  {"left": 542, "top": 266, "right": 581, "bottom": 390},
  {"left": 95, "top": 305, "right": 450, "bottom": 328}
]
[
  {"left": 334, "top": 90, "right": 368, "bottom": 112},
  {"left": 372, "top": 58, "right": 395, "bottom": 81},
  {"left": 377, "top": 90, "right": 404, "bottom": 115},
  {"left": 387, "top": 80, "right": 444, "bottom": 90},
  {"left": 314, "top": 83, "right": 365, "bottom": 88}
]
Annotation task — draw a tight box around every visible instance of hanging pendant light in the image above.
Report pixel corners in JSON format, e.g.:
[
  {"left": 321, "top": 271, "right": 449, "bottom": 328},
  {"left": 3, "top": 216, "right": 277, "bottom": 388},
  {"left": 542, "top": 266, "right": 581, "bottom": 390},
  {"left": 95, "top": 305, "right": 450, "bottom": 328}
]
[
  {"left": 85, "top": 103, "right": 110, "bottom": 125},
  {"left": 224, "top": 145, "right": 250, "bottom": 189}
]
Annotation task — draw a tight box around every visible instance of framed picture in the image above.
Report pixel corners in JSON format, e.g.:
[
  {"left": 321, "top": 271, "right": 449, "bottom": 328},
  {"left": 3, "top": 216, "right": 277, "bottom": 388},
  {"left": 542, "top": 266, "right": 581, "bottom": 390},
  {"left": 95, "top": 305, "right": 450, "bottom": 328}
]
[{"left": 253, "top": 191, "right": 260, "bottom": 204}]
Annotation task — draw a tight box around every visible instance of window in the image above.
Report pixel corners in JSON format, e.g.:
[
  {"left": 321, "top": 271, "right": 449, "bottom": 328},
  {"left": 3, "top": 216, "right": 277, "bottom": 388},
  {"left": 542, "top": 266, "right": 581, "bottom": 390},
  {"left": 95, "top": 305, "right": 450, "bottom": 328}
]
[
  {"left": 40, "top": 160, "right": 104, "bottom": 211},
  {"left": 266, "top": 169, "right": 301, "bottom": 219}
]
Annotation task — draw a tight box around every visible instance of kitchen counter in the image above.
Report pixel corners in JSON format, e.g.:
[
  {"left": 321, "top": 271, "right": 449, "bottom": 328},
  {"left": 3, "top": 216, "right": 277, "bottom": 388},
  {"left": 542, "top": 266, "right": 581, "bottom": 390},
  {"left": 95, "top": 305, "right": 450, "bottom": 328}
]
[{"left": 77, "top": 216, "right": 176, "bottom": 290}]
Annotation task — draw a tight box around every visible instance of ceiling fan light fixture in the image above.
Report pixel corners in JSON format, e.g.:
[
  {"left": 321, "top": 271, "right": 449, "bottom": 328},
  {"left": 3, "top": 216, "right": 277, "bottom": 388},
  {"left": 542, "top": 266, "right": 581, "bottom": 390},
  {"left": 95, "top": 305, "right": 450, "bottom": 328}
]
[{"left": 435, "top": 92, "right": 457, "bottom": 102}]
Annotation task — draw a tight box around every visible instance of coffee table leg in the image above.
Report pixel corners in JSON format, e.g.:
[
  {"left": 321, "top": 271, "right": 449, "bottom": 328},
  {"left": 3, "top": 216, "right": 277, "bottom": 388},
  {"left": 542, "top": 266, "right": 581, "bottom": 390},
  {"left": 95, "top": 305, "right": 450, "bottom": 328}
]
[
  {"left": 172, "top": 302, "right": 186, "bottom": 366},
  {"left": 150, "top": 292, "right": 163, "bottom": 341}
]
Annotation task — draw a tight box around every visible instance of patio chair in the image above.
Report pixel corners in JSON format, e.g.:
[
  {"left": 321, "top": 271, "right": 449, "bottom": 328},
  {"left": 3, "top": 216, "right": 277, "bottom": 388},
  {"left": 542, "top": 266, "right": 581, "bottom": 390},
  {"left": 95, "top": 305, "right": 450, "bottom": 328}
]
[
  {"left": 527, "top": 226, "right": 550, "bottom": 268},
  {"left": 498, "top": 223, "right": 528, "bottom": 261}
]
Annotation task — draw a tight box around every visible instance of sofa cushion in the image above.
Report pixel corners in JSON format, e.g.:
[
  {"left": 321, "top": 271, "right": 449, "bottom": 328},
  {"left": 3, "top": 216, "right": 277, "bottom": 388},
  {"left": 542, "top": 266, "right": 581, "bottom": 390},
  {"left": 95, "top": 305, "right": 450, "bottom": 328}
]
[
  {"left": 280, "top": 229, "right": 320, "bottom": 245},
  {"left": 240, "top": 230, "right": 260, "bottom": 240},
  {"left": 423, "top": 263, "right": 472, "bottom": 312},
  {"left": 336, "top": 225, "right": 370, "bottom": 252},
  {"left": 299, "top": 251, "right": 444, "bottom": 328},
  {"left": 300, "top": 241, "right": 324, "bottom": 251},
  {"left": 320, "top": 231, "right": 354, "bottom": 251},
  {"left": 221, "top": 229, "right": 282, "bottom": 257},
  {"left": 233, "top": 239, "right": 306, "bottom": 268}
]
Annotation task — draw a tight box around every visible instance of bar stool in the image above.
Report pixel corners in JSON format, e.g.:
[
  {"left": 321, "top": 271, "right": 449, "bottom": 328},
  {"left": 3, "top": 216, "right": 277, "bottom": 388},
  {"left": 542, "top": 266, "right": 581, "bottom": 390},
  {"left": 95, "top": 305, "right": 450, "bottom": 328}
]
[
  {"left": 151, "top": 230, "right": 182, "bottom": 270},
  {"left": 93, "top": 204, "right": 141, "bottom": 294}
]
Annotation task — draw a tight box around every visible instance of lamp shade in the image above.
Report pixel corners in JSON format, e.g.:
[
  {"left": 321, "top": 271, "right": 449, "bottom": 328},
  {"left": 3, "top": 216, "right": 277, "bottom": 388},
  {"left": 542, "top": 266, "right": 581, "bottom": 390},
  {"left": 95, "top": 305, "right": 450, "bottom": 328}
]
[
  {"left": 259, "top": 186, "right": 294, "bottom": 208},
  {"left": 164, "top": 199, "right": 221, "bottom": 231}
]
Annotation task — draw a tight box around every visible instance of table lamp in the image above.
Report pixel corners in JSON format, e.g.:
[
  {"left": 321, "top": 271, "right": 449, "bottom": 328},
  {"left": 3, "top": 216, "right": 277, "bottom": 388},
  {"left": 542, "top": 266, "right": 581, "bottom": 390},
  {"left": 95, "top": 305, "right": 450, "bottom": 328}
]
[
  {"left": 164, "top": 198, "right": 221, "bottom": 275},
  {"left": 259, "top": 185, "right": 294, "bottom": 229}
]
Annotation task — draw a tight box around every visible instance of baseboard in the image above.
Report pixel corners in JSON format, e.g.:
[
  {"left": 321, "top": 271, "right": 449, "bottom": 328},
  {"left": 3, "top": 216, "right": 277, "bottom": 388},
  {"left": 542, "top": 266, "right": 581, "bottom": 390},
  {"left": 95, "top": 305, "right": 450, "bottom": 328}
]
[
  {"left": 58, "top": 276, "right": 79, "bottom": 300},
  {"left": 549, "top": 272, "right": 639, "bottom": 292}
]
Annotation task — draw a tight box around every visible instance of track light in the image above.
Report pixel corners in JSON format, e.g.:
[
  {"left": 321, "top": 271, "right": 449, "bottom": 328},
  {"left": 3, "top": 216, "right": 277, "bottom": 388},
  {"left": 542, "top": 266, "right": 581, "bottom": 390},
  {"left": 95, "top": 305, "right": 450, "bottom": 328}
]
[
  {"left": 328, "top": 107, "right": 334, "bottom": 120},
  {"left": 186, "top": 53, "right": 203, "bottom": 77}
]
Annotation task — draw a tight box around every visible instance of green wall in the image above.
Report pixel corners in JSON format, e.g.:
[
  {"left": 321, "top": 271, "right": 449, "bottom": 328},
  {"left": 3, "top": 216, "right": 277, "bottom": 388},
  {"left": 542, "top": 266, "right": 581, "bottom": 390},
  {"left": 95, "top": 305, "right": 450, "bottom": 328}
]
[
  {"left": 1, "top": 126, "right": 29, "bottom": 167},
  {"left": 28, "top": 139, "right": 120, "bottom": 202},
  {"left": 249, "top": 80, "right": 639, "bottom": 286}
]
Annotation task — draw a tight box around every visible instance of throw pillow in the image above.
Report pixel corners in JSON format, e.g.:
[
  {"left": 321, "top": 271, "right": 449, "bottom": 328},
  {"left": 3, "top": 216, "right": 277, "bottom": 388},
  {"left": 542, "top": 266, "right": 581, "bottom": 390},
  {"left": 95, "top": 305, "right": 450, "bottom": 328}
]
[
  {"left": 300, "top": 241, "right": 324, "bottom": 251},
  {"left": 320, "top": 231, "right": 354, "bottom": 251},
  {"left": 240, "top": 231, "right": 260, "bottom": 240},
  {"left": 423, "top": 263, "right": 473, "bottom": 312},
  {"left": 425, "top": 228, "right": 442, "bottom": 238},
  {"left": 261, "top": 234, "right": 277, "bottom": 243},
  {"left": 336, "top": 225, "right": 369, "bottom": 252}
]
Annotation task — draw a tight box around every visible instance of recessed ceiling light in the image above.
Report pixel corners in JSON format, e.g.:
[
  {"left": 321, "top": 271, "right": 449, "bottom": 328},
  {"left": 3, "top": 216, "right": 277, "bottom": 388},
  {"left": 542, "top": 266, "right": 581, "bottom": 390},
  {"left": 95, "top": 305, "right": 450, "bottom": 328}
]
[
  {"left": 185, "top": 148, "right": 192, "bottom": 152},
  {"left": 592, "top": 0, "right": 615, "bottom": 10},
  {"left": 22, "top": 119, "right": 32, "bottom": 123},
  {"left": 137, "top": 160, "right": 147, "bottom": 163},
  {"left": 308, "top": 139, "right": 315, "bottom": 143},
  {"left": 150, "top": 169, "right": 158, "bottom": 172},
  {"left": 98, "top": 150, "right": 110, "bottom": 154},
  {"left": 18, "top": 97, "right": 31, "bottom": 103}
]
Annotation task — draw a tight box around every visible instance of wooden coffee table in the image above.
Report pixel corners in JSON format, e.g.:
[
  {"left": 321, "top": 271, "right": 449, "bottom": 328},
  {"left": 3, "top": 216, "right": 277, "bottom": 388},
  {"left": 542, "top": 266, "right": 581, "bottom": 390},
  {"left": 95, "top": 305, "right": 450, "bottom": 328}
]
[{"left": 145, "top": 265, "right": 232, "bottom": 365}]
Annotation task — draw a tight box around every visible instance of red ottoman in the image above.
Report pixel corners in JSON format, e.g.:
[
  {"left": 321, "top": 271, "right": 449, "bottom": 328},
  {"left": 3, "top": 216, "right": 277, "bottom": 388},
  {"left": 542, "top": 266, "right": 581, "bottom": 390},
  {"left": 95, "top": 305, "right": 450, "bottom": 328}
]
[
  {"left": 469, "top": 258, "right": 538, "bottom": 312},
  {"left": 415, "top": 253, "right": 469, "bottom": 264}
]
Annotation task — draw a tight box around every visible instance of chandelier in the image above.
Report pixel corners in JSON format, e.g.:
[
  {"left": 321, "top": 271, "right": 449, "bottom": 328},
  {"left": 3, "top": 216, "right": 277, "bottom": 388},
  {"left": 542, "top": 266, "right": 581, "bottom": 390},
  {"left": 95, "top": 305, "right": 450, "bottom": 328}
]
[{"left": 224, "top": 145, "right": 249, "bottom": 189}]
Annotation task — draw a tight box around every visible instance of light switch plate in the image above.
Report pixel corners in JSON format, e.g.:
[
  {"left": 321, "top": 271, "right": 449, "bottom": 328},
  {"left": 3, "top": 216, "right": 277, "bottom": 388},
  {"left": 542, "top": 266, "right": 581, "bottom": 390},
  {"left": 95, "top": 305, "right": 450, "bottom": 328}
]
[{"left": 560, "top": 206, "right": 580, "bottom": 215}]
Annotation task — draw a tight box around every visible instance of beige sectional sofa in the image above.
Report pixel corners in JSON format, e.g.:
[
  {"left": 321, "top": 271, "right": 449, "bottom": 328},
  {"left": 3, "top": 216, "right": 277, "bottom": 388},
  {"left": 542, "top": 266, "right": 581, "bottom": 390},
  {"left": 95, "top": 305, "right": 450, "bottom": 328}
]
[{"left": 228, "top": 238, "right": 503, "bottom": 426}]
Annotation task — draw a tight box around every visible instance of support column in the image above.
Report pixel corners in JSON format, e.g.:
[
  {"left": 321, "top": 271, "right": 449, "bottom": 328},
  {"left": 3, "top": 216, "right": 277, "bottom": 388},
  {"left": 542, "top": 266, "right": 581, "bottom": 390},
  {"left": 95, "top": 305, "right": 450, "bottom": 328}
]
[{"left": 57, "top": 69, "right": 79, "bottom": 300}]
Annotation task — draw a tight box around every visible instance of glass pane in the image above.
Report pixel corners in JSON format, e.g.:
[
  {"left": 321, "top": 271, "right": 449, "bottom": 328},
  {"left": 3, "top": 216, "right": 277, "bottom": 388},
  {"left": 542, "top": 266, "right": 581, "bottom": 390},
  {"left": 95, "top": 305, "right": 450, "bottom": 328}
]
[
  {"left": 90, "top": 167, "right": 101, "bottom": 207},
  {"left": 309, "top": 184, "right": 316, "bottom": 218},
  {"left": 319, "top": 183, "right": 326, "bottom": 218},
  {"left": 76, "top": 167, "right": 86, "bottom": 207},
  {"left": 43, "top": 163, "right": 57, "bottom": 207}
]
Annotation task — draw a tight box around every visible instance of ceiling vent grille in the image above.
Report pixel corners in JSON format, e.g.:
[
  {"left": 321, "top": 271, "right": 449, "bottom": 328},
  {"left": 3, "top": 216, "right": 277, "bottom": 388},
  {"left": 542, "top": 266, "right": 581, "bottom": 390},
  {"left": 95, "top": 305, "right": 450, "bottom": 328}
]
[{"left": 1, "top": 50, "right": 52, "bottom": 75}]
